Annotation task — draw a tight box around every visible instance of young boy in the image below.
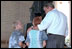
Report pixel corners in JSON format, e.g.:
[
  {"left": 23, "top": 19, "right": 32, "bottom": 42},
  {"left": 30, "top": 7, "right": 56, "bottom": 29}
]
[
  {"left": 25, "top": 17, "right": 48, "bottom": 48},
  {"left": 9, "top": 20, "right": 25, "bottom": 48}
]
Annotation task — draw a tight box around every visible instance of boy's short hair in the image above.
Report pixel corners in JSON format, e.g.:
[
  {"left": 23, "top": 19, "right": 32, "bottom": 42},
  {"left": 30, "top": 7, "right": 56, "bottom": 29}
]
[{"left": 33, "top": 17, "right": 41, "bottom": 26}]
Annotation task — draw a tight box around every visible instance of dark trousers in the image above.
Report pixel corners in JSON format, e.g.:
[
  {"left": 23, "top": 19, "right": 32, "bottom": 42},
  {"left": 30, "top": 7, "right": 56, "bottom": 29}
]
[{"left": 46, "top": 34, "right": 65, "bottom": 48}]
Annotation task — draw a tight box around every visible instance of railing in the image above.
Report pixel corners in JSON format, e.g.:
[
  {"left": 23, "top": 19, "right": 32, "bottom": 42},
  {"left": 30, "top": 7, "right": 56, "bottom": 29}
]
[{"left": 1, "top": 40, "right": 9, "bottom": 48}]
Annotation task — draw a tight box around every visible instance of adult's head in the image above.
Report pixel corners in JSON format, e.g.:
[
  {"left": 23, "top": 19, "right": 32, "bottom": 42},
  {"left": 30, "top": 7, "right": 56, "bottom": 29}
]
[{"left": 43, "top": 2, "right": 55, "bottom": 14}]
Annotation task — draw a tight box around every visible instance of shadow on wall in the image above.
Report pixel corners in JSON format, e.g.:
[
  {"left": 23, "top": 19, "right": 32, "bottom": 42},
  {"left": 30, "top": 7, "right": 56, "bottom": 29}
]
[{"left": 1, "top": 40, "right": 9, "bottom": 48}]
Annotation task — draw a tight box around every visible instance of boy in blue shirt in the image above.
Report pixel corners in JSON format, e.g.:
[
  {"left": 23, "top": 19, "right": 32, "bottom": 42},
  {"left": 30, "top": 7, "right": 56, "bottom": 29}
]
[
  {"left": 25, "top": 17, "right": 48, "bottom": 48},
  {"left": 9, "top": 20, "right": 25, "bottom": 48}
]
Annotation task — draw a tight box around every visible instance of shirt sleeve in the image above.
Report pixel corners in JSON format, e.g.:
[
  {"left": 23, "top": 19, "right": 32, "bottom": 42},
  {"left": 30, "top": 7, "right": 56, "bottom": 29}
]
[
  {"left": 42, "top": 31, "right": 48, "bottom": 41},
  {"left": 38, "top": 12, "right": 54, "bottom": 31},
  {"left": 19, "top": 35, "right": 25, "bottom": 42},
  {"left": 9, "top": 36, "right": 16, "bottom": 48},
  {"left": 25, "top": 33, "right": 30, "bottom": 43}
]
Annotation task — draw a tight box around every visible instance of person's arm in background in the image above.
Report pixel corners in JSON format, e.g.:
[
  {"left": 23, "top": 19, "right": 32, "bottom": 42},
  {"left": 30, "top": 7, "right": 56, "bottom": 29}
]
[
  {"left": 41, "top": 31, "right": 48, "bottom": 48},
  {"left": 25, "top": 33, "right": 30, "bottom": 47}
]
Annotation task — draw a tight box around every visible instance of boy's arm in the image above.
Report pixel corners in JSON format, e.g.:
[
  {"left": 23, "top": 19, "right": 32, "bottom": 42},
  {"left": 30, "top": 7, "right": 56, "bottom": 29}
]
[
  {"left": 9, "top": 37, "right": 12, "bottom": 48},
  {"left": 19, "top": 35, "right": 25, "bottom": 48},
  {"left": 43, "top": 40, "right": 46, "bottom": 48},
  {"left": 42, "top": 31, "right": 48, "bottom": 40},
  {"left": 19, "top": 42, "right": 23, "bottom": 47},
  {"left": 19, "top": 42, "right": 26, "bottom": 48},
  {"left": 9, "top": 36, "right": 15, "bottom": 48},
  {"left": 42, "top": 31, "right": 48, "bottom": 48}
]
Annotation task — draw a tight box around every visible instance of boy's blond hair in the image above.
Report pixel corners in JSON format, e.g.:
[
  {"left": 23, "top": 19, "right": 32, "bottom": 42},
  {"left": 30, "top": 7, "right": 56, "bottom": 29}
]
[{"left": 12, "top": 20, "right": 21, "bottom": 29}]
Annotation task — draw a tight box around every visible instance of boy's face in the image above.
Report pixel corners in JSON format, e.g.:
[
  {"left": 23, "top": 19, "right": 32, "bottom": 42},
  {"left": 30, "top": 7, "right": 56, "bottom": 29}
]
[{"left": 17, "top": 21, "right": 23, "bottom": 30}]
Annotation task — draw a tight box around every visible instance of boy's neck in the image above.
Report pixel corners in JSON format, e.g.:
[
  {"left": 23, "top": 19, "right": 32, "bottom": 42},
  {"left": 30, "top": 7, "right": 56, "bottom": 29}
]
[{"left": 15, "top": 28, "right": 20, "bottom": 31}]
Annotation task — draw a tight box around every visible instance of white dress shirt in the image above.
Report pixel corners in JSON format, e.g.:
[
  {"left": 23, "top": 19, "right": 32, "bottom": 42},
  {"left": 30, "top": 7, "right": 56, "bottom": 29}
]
[{"left": 38, "top": 8, "right": 68, "bottom": 37}]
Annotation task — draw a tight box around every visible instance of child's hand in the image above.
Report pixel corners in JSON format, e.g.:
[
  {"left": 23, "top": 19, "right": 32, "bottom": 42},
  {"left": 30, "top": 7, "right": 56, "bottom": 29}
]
[{"left": 19, "top": 42, "right": 23, "bottom": 47}]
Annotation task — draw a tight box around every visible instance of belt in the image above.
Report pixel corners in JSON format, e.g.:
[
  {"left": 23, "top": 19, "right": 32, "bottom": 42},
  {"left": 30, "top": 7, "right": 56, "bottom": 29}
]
[
  {"left": 48, "top": 33, "right": 53, "bottom": 35},
  {"left": 48, "top": 33, "right": 64, "bottom": 37}
]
